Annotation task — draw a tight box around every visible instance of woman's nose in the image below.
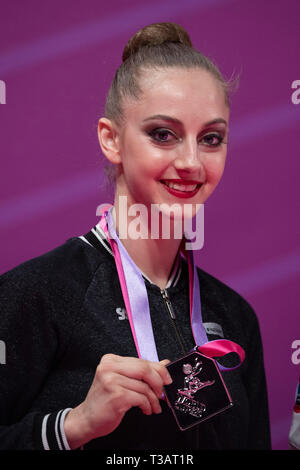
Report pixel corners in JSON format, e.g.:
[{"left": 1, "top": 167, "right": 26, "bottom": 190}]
[{"left": 173, "top": 139, "right": 203, "bottom": 175}]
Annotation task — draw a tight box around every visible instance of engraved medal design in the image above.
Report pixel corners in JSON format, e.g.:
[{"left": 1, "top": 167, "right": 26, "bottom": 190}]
[
  {"left": 174, "top": 357, "right": 215, "bottom": 418},
  {"left": 164, "top": 351, "right": 233, "bottom": 431}
]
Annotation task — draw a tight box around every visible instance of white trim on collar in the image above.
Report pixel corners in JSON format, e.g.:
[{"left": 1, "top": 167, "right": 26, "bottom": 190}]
[{"left": 79, "top": 222, "right": 182, "bottom": 288}]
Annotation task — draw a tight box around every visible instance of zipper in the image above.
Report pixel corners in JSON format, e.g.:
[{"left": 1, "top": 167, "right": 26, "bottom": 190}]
[{"left": 161, "top": 288, "right": 187, "bottom": 356}]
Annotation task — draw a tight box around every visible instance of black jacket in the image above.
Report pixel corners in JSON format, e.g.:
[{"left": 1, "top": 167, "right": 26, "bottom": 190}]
[{"left": 0, "top": 230, "right": 271, "bottom": 450}]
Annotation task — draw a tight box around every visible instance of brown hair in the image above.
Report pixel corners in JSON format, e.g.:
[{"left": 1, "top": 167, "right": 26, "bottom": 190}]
[
  {"left": 103, "top": 22, "right": 238, "bottom": 183},
  {"left": 105, "top": 22, "right": 237, "bottom": 126}
]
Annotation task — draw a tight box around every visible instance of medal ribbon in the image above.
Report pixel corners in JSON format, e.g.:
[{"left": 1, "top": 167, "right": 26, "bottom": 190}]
[{"left": 99, "top": 206, "right": 245, "bottom": 371}]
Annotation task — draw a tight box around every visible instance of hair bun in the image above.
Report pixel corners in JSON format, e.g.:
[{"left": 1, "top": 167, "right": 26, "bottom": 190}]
[{"left": 122, "top": 22, "right": 193, "bottom": 62}]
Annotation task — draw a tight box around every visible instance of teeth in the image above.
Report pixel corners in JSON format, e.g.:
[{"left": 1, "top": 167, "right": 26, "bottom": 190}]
[{"left": 165, "top": 181, "right": 198, "bottom": 192}]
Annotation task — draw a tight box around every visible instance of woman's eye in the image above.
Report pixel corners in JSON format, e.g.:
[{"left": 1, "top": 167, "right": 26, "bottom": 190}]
[
  {"left": 201, "top": 133, "right": 224, "bottom": 147},
  {"left": 148, "top": 129, "right": 225, "bottom": 147},
  {"left": 149, "top": 128, "right": 176, "bottom": 143}
]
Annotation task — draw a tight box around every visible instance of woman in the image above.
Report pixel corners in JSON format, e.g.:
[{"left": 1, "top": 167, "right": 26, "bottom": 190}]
[{"left": 0, "top": 22, "right": 271, "bottom": 450}]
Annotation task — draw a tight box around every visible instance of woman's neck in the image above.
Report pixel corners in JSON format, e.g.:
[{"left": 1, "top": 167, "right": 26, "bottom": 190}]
[{"left": 111, "top": 201, "right": 183, "bottom": 290}]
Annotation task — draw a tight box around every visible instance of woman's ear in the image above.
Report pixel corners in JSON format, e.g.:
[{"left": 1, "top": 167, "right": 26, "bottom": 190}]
[{"left": 97, "top": 117, "right": 121, "bottom": 164}]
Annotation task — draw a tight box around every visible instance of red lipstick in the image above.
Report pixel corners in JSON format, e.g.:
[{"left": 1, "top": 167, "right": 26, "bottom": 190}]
[{"left": 160, "top": 180, "right": 202, "bottom": 199}]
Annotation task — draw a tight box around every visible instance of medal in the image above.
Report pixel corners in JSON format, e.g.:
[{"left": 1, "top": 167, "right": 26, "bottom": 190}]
[
  {"left": 98, "top": 206, "right": 244, "bottom": 430},
  {"left": 164, "top": 351, "right": 233, "bottom": 430}
]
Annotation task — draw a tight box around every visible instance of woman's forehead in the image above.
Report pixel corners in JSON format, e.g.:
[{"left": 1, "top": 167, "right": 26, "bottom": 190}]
[{"left": 124, "top": 67, "right": 229, "bottom": 124}]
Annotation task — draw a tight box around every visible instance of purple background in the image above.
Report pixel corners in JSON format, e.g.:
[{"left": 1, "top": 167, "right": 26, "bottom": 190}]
[{"left": 0, "top": 0, "right": 299, "bottom": 450}]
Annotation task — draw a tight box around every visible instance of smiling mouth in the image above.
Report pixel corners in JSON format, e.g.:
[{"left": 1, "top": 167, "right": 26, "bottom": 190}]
[{"left": 160, "top": 180, "right": 203, "bottom": 193}]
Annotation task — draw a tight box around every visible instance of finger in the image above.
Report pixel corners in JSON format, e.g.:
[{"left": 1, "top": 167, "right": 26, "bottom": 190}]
[
  {"left": 153, "top": 360, "right": 173, "bottom": 385},
  {"left": 117, "top": 375, "right": 162, "bottom": 414},
  {"left": 160, "top": 359, "right": 171, "bottom": 366},
  {"left": 100, "top": 355, "right": 167, "bottom": 398},
  {"left": 121, "top": 388, "right": 153, "bottom": 416}
]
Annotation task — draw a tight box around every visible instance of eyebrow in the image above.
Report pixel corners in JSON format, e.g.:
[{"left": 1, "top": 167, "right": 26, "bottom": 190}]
[{"left": 142, "top": 114, "right": 227, "bottom": 127}]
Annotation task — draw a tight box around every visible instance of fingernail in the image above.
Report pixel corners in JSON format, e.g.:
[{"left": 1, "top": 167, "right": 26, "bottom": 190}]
[{"left": 165, "top": 374, "right": 173, "bottom": 385}]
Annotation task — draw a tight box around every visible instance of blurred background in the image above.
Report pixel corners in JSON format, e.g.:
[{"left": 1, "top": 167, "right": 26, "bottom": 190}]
[{"left": 0, "top": 0, "right": 299, "bottom": 450}]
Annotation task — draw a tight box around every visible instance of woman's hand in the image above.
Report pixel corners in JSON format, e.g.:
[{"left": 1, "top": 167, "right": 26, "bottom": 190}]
[{"left": 64, "top": 354, "right": 172, "bottom": 449}]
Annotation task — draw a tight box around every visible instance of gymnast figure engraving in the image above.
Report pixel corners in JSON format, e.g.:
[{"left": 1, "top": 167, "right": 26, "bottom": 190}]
[{"left": 174, "top": 357, "right": 215, "bottom": 418}]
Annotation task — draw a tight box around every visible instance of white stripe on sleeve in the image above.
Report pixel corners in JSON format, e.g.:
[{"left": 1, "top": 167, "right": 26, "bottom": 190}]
[{"left": 41, "top": 414, "right": 51, "bottom": 450}]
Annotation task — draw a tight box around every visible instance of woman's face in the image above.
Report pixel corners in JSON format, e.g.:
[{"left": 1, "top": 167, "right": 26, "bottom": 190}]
[{"left": 113, "top": 67, "right": 229, "bottom": 219}]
